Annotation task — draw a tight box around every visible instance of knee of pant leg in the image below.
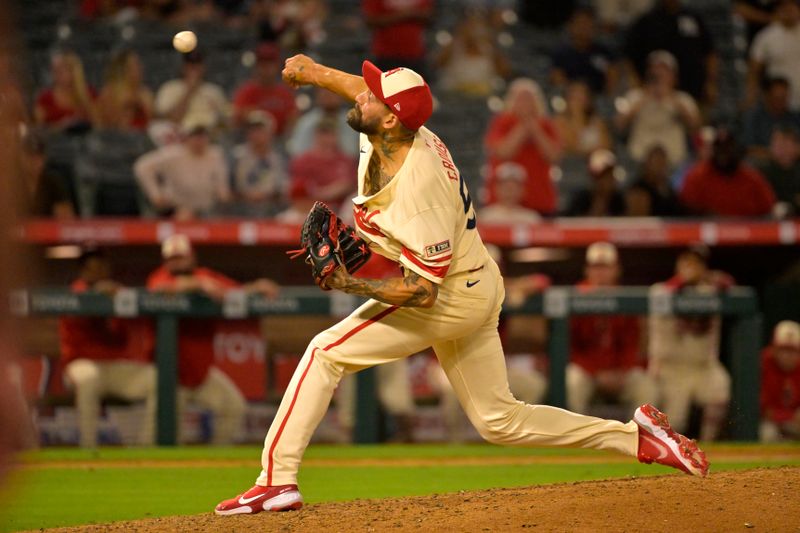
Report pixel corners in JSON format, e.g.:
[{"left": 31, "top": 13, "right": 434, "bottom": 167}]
[
  {"left": 307, "top": 343, "right": 348, "bottom": 384},
  {"left": 66, "top": 360, "right": 101, "bottom": 388},
  {"left": 472, "top": 406, "right": 520, "bottom": 445}
]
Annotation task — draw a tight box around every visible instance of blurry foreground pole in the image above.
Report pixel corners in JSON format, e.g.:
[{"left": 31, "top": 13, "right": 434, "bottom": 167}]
[
  {"left": 155, "top": 316, "right": 179, "bottom": 445},
  {"left": 729, "top": 314, "right": 762, "bottom": 440},
  {"left": 354, "top": 367, "right": 381, "bottom": 443}
]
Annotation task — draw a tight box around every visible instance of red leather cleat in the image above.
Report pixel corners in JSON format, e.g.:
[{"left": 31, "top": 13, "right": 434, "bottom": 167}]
[
  {"left": 634, "top": 404, "right": 709, "bottom": 477},
  {"left": 214, "top": 484, "right": 303, "bottom": 515}
]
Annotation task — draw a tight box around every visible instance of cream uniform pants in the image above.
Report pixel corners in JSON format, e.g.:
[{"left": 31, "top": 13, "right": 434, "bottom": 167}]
[
  {"left": 257, "top": 259, "right": 639, "bottom": 486},
  {"left": 64, "top": 359, "right": 156, "bottom": 448}
]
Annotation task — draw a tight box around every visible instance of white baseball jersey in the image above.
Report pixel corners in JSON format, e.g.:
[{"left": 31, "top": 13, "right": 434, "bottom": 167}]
[
  {"left": 253, "top": 126, "right": 640, "bottom": 491},
  {"left": 351, "top": 127, "right": 490, "bottom": 284}
]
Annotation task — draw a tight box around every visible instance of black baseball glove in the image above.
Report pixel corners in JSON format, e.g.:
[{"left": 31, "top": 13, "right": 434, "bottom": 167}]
[{"left": 287, "top": 201, "right": 371, "bottom": 289}]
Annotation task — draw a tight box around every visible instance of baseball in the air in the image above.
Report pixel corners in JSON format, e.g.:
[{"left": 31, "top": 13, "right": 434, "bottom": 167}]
[{"left": 172, "top": 31, "right": 197, "bottom": 53}]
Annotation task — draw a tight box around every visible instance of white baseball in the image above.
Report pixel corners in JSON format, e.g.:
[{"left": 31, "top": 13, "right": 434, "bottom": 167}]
[{"left": 172, "top": 31, "right": 197, "bottom": 53}]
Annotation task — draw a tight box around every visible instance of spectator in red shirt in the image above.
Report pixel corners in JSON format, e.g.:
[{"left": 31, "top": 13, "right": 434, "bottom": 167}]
[
  {"left": 232, "top": 43, "right": 298, "bottom": 135},
  {"left": 34, "top": 51, "right": 98, "bottom": 133},
  {"left": 680, "top": 128, "right": 777, "bottom": 216},
  {"left": 59, "top": 247, "right": 156, "bottom": 448},
  {"left": 760, "top": 320, "right": 800, "bottom": 442},
  {"left": 567, "top": 242, "right": 657, "bottom": 415},
  {"left": 146, "top": 235, "right": 279, "bottom": 444},
  {"left": 483, "top": 78, "right": 562, "bottom": 215},
  {"left": 288, "top": 117, "right": 357, "bottom": 213},
  {"left": 363, "top": 0, "right": 433, "bottom": 75}
]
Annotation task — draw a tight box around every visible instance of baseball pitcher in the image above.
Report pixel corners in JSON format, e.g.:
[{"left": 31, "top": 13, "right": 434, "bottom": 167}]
[{"left": 215, "top": 56, "right": 709, "bottom": 515}]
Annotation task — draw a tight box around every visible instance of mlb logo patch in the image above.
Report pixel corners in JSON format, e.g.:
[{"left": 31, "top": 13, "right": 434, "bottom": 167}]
[{"left": 425, "top": 240, "right": 451, "bottom": 258}]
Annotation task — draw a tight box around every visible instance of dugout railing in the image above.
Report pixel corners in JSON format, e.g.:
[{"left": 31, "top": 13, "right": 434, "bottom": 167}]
[{"left": 11, "top": 286, "right": 761, "bottom": 444}]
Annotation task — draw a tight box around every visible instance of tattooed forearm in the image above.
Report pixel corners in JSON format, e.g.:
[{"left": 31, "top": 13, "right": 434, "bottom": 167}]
[{"left": 330, "top": 270, "right": 438, "bottom": 308}]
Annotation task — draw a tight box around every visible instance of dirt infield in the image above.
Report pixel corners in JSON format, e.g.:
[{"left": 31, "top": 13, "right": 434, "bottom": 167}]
[{"left": 38, "top": 467, "right": 800, "bottom": 533}]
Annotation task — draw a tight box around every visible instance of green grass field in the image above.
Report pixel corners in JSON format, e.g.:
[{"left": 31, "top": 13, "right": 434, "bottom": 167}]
[{"left": 1, "top": 443, "right": 798, "bottom": 532}]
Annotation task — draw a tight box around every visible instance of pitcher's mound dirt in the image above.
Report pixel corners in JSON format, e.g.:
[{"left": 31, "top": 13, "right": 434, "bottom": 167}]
[{"left": 42, "top": 467, "right": 800, "bottom": 532}]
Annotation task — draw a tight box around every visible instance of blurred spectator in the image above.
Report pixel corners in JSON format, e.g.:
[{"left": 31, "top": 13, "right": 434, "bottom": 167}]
[
  {"left": 138, "top": 0, "right": 188, "bottom": 23},
  {"left": 154, "top": 50, "right": 228, "bottom": 131},
  {"left": 252, "top": 0, "right": 327, "bottom": 51},
  {"left": 134, "top": 116, "right": 231, "bottom": 219},
  {"left": 287, "top": 88, "right": 359, "bottom": 158},
  {"left": 748, "top": 0, "right": 800, "bottom": 111},
  {"left": 18, "top": 130, "right": 75, "bottom": 219},
  {"left": 363, "top": 0, "right": 433, "bottom": 75},
  {"left": 757, "top": 126, "right": 800, "bottom": 216},
  {"left": 742, "top": 77, "right": 800, "bottom": 161},
  {"left": 734, "top": 0, "right": 780, "bottom": 47},
  {"left": 567, "top": 242, "right": 656, "bottom": 415},
  {"left": 147, "top": 234, "right": 279, "bottom": 444},
  {"left": 554, "top": 80, "right": 612, "bottom": 157},
  {"left": 97, "top": 49, "right": 153, "bottom": 131},
  {"left": 34, "top": 51, "right": 98, "bottom": 133},
  {"left": 518, "top": 0, "right": 575, "bottom": 28},
  {"left": 648, "top": 244, "right": 734, "bottom": 441},
  {"left": 478, "top": 162, "right": 541, "bottom": 223},
  {"left": 433, "top": 9, "right": 511, "bottom": 97},
  {"left": 616, "top": 50, "right": 700, "bottom": 166},
  {"left": 483, "top": 78, "right": 562, "bottom": 215},
  {"left": 59, "top": 247, "right": 156, "bottom": 448},
  {"left": 625, "top": 144, "right": 685, "bottom": 216},
  {"left": 231, "top": 43, "right": 297, "bottom": 135},
  {"left": 550, "top": 7, "right": 619, "bottom": 95},
  {"left": 624, "top": 0, "right": 717, "bottom": 104},
  {"left": 565, "top": 149, "right": 626, "bottom": 216},
  {"left": 80, "top": 0, "right": 141, "bottom": 22},
  {"left": 229, "top": 111, "right": 288, "bottom": 217},
  {"left": 680, "top": 128, "right": 776, "bottom": 216},
  {"left": 593, "top": 0, "right": 654, "bottom": 31},
  {"left": 288, "top": 117, "right": 356, "bottom": 213},
  {"left": 760, "top": 320, "right": 800, "bottom": 442}
]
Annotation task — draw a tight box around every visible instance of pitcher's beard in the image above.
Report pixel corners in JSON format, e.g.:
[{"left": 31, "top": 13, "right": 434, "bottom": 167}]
[{"left": 346, "top": 106, "right": 380, "bottom": 135}]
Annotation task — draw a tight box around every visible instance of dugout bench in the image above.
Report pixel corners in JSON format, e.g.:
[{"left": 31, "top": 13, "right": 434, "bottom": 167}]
[{"left": 12, "top": 286, "right": 761, "bottom": 444}]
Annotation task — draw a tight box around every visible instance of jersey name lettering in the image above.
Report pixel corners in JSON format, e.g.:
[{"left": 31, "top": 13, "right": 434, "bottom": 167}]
[{"left": 431, "top": 135, "right": 459, "bottom": 181}]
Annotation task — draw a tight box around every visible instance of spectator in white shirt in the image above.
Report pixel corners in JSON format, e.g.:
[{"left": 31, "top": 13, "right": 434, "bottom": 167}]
[
  {"left": 229, "top": 111, "right": 288, "bottom": 217},
  {"left": 134, "top": 116, "right": 230, "bottom": 219},
  {"left": 154, "top": 50, "right": 228, "bottom": 131},
  {"left": 616, "top": 50, "right": 700, "bottom": 166},
  {"left": 748, "top": 0, "right": 800, "bottom": 111}
]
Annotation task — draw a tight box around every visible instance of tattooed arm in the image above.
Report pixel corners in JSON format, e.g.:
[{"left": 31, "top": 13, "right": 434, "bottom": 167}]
[
  {"left": 325, "top": 268, "right": 438, "bottom": 308},
  {"left": 282, "top": 54, "right": 367, "bottom": 103}
]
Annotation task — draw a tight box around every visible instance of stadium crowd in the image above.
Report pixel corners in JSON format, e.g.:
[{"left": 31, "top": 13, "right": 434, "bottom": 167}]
[
  {"left": 8, "top": 0, "right": 800, "bottom": 447},
  {"left": 14, "top": 0, "right": 800, "bottom": 220}
]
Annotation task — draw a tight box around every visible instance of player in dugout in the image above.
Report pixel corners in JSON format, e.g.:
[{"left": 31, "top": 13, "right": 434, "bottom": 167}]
[
  {"left": 59, "top": 246, "right": 156, "bottom": 448},
  {"left": 215, "top": 55, "right": 709, "bottom": 516},
  {"left": 146, "top": 234, "right": 279, "bottom": 444},
  {"left": 567, "top": 242, "right": 657, "bottom": 416},
  {"left": 760, "top": 320, "right": 800, "bottom": 442}
]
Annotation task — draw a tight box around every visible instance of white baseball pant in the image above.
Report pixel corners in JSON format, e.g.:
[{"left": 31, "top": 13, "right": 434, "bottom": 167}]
[
  {"left": 178, "top": 366, "right": 247, "bottom": 445},
  {"left": 566, "top": 364, "right": 658, "bottom": 415},
  {"left": 64, "top": 359, "right": 156, "bottom": 448},
  {"left": 256, "top": 260, "right": 639, "bottom": 486}
]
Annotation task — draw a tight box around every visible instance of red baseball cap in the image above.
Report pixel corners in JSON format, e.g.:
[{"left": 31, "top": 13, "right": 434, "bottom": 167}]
[{"left": 361, "top": 60, "right": 433, "bottom": 132}]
